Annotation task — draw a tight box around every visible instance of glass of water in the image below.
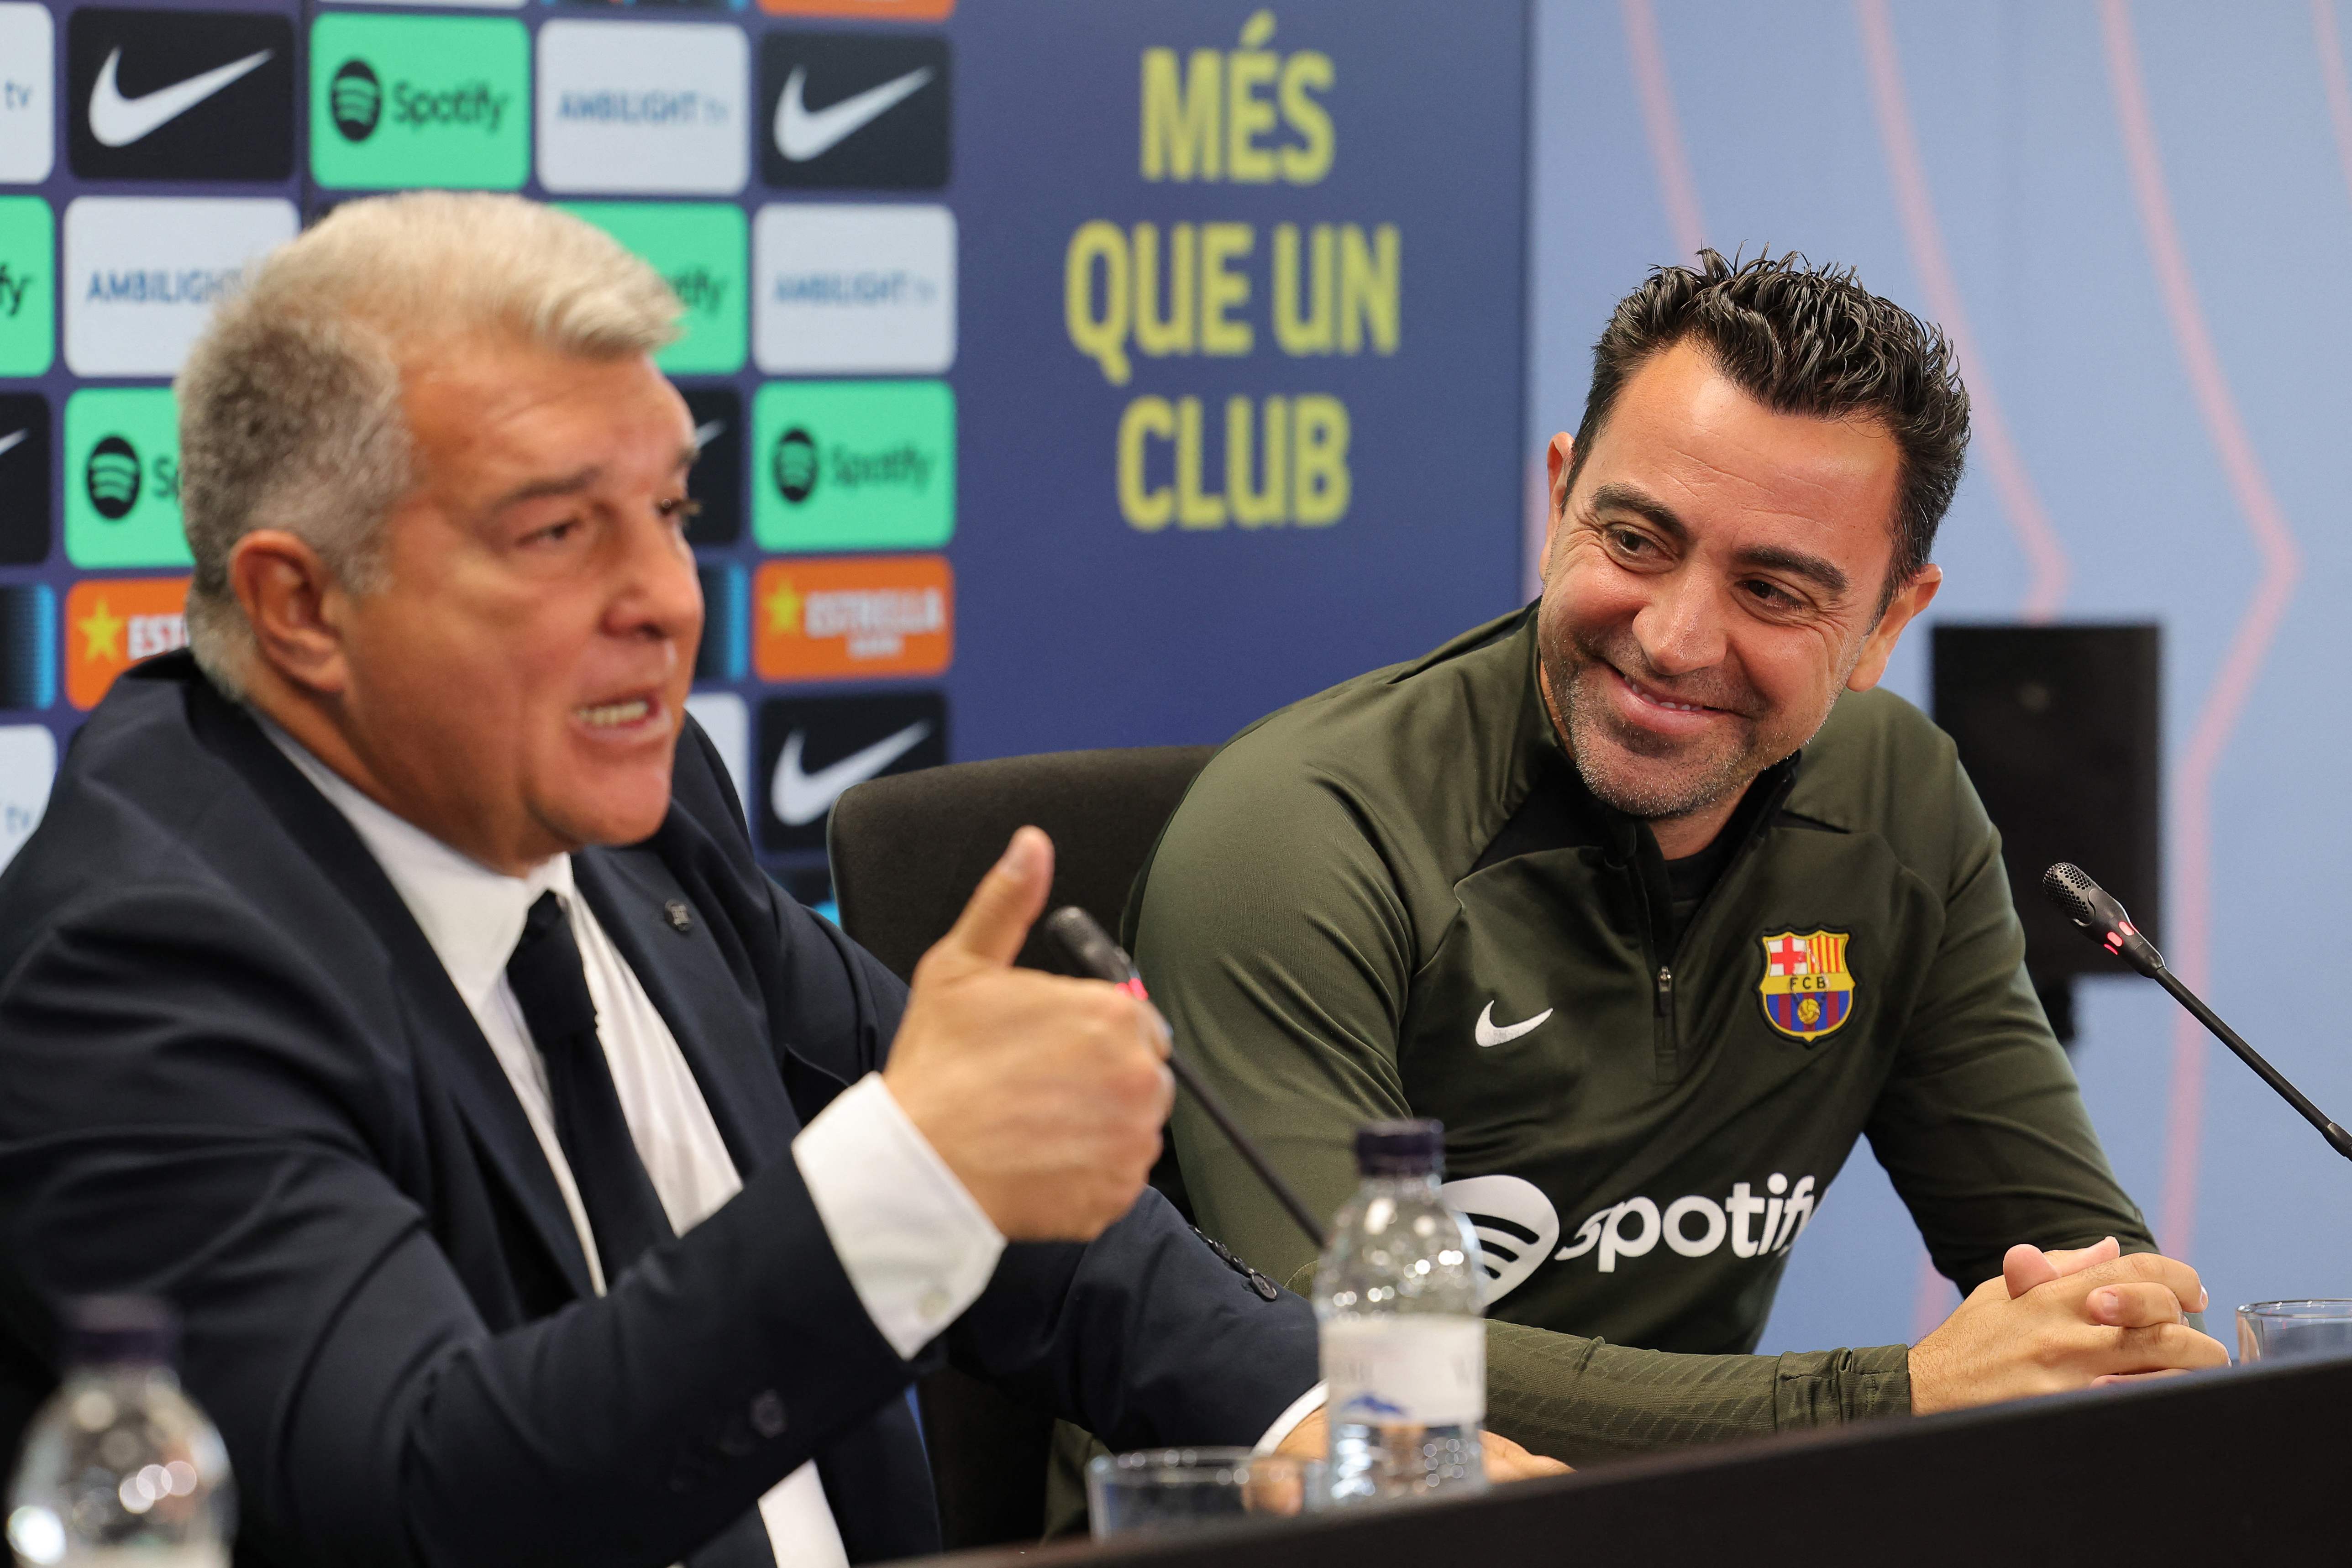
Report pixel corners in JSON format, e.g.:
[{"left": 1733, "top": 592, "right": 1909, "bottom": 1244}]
[
  {"left": 2236, "top": 1301, "right": 2352, "bottom": 1362},
  {"left": 1086, "top": 1448, "right": 1323, "bottom": 1540}
]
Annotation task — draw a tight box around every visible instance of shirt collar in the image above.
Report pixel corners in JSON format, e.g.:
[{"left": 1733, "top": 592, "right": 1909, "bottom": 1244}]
[{"left": 257, "top": 715, "right": 573, "bottom": 1009}]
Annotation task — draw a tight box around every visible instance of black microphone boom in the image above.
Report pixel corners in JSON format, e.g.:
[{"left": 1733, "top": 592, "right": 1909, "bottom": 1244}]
[{"left": 2042, "top": 863, "right": 2352, "bottom": 1164}]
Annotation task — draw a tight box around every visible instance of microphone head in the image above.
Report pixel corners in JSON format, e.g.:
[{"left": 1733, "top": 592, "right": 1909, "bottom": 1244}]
[{"left": 2042, "top": 862, "right": 2101, "bottom": 927}]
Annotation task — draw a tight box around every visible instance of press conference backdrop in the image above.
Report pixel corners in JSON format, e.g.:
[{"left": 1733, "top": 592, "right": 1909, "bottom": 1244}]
[
  {"left": 0, "top": 0, "right": 1529, "bottom": 908},
  {"left": 1529, "top": 0, "right": 2352, "bottom": 1359}
]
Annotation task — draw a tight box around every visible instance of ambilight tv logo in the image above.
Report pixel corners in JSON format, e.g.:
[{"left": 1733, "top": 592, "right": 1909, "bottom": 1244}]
[{"left": 311, "top": 15, "right": 527, "bottom": 190}]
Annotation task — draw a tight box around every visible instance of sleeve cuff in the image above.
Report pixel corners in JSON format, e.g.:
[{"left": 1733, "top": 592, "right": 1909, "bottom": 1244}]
[
  {"left": 792, "top": 1073, "right": 1007, "bottom": 1360},
  {"left": 1253, "top": 1381, "right": 1327, "bottom": 1454}
]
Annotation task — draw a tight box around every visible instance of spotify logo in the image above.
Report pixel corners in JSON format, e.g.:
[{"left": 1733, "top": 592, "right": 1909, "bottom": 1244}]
[
  {"left": 84, "top": 435, "right": 139, "bottom": 520},
  {"left": 331, "top": 59, "right": 380, "bottom": 142},
  {"left": 773, "top": 427, "right": 816, "bottom": 503}
]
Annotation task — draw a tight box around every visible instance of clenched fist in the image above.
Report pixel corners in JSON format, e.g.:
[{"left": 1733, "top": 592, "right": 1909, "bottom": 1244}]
[{"left": 882, "top": 827, "right": 1175, "bottom": 1241}]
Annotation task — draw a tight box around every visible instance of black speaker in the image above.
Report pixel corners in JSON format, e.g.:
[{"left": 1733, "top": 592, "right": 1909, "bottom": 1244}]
[{"left": 1930, "top": 624, "right": 2161, "bottom": 1042}]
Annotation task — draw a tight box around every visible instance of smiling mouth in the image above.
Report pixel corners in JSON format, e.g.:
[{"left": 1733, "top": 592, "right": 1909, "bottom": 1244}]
[
  {"left": 1612, "top": 665, "right": 1729, "bottom": 717},
  {"left": 576, "top": 697, "right": 656, "bottom": 729}
]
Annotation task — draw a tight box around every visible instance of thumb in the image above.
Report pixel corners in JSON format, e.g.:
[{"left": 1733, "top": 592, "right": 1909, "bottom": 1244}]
[
  {"left": 933, "top": 826, "right": 1054, "bottom": 970},
  {"left": 2003, "top": 1242, "right": 2059, "bottom": 1300}
]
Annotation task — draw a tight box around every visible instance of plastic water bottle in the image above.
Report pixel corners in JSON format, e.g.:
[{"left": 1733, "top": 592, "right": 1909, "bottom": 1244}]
[
  {"left": 6, "top": 1299, "right": 233, "bottom": 1567},
  {"left": 1314, "top": 1119, "right": 1487, "bottom": 1504}
]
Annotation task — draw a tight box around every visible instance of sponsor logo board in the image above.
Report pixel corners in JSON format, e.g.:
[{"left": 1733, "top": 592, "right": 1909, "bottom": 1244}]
[
  {"left": 753, "top": 202, "right": 955, "bottom": 375},
  {"left": 560, "top": 202, "right": 746, "bottom": 375},
  {"left": 682, "top": 690, "right": 749, "bottom": 820},
  {"left": 63, "top": 197, "right": 295, "bottom": 379},
  {"left": 311, "top": 15, "right": 530, "bottom": 190},
  {"left": 0, "top": 583, "right": 54, "bottom": 709},
  {"left": 0, "top": 722, "right": 53, "bottom": 870},
  {"left": 0, "top": 197, "right": 53, "bottom": 378},
  {"left": 682, "top": 385, "right": 742, "bottom": 547},
  {"left": 759, "top": 32, "right": 948, "bottom": 191},
  {"left": 65, "top": 388, "right": 188, "bottom": 570},
  {"left": 68, "top": 9, "right": 294, "bottom": 183},
  {"left": 754, "top": 555, "right": 951, "bottom": 682},
  {"left": 695, "top": 562, "right": 746, "bottom": 682},
  {"left": 0, "top": 5, "right": 54, "bottom": 184},
  {"left": 0, "top": 391, "right": 49, "bottom": 566},
  {"left": 538, "top": 21, "right": 747, "bottom": 196},
  {"left": 756, "top": 690, "right": 945, "bottom": 853},
  {"left": 752, "top": 379, "right": 953, "bottom": 553},
  {"left": 66, "top": 575, "right": 187, "bottom": 710}
]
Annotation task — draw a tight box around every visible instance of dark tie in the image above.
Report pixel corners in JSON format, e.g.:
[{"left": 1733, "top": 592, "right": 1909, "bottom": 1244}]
[{"left": 504, "top": 891, "right": 778, "bottom": 1568}]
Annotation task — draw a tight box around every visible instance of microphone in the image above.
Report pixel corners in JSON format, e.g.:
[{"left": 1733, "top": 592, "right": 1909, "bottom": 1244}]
[
  {"left": 2042, "top": 864, "right": 2352, "bottom": 1163},
  {"left": 1042, "top": 907, "right": 1331, "bottom": 1248}
]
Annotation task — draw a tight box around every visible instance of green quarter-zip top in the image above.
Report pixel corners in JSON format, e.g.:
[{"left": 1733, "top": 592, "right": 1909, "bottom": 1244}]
[{"left": 1127, "top": 607, "right": 2152, "bottom": 1462}]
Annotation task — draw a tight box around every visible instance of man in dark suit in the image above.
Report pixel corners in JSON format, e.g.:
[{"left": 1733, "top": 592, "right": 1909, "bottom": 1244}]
[{"left": 0, "top": 193, "right": 1551, "bottom": 1566}]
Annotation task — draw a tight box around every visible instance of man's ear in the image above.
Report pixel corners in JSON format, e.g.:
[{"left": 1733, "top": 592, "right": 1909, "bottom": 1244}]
[
  {"left": 1539, "top": 433, "right": 1575, "bottom": 582},
  {"left": 1846, "top": 564, "right": 1942, "bottom": 692},
  {"left": 228, "top": 529, "right": 354, "bottom": 697}
]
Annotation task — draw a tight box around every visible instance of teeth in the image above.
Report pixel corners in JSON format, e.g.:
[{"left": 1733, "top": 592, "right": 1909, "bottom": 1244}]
[
  {"left": 577, "top": 699, "right": 651, "bottom": 728},
  {"left": 1627, "top": 676, "right": 1708, "bottom": 713}
]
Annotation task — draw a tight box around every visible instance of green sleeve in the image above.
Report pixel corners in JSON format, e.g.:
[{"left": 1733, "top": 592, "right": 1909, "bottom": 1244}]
[
  {"left": 1484, "top": 1322, "right": 1911, "bottom": 1463},
  {"left": 1129, "top": 752, "right": 1420, "bottom": 1294},
  {"left": 1864, "top": 770, "right": 2157, "bottom": 1290}
]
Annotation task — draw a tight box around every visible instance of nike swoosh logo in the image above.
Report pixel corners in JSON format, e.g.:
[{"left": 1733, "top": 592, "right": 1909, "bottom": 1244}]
[
  {"left": 88, "top": 47, "right": 273, "bottom": 149},
  {"left": 775, "top": 63, "right": 934, "bottom": 162},
  {"left": 0, "top": 430, "right": 26, "bottom": 460},
  {"left": 772, "top": 720, "right": 931, "bottom": 827},
  {"left": 692, "top": 419, "right": 725, "bottom": 450},
  {"left": 1475, "top": 1002, "right": 1554, "bottom": 1048}
]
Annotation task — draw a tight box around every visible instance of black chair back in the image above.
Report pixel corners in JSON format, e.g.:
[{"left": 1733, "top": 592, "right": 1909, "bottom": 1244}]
[{"left": 826, "top": 744, "right": 1217, "bottom": 1551}]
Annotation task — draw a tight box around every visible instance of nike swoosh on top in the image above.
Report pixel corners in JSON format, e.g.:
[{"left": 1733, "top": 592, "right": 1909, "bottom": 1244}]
[
  {"left": 692, "top": 419, "right": 726, "bottom": 450},
  {"left": 774, "top": 63, "right": 934, "bottom": 162},
  {"left": 772, "top": 720, "right": 932, "bottom": 827},
  {"left": 88, "top": 47, "right": 273, "bottom": 149},
  {"left": 0, "top": 430, "right": 26, "bottom": 460},
  {"left": 1474, "top": 1002, "right": 1554, "bottom": 1048}
]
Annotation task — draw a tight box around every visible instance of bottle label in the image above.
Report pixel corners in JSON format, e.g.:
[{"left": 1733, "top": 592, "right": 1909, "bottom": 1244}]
[{"left": 1321, "top": 1315, "right": 1484, "bottom": 1427}]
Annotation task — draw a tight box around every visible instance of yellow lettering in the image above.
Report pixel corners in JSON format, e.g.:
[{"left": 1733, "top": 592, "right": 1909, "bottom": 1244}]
[
  {"left": 1293, "top": 394, "right": 1350, "bottom": 524},
  {"left": 1226, "top": 10, "right": 1279, "bottom": 183},
  {"left": 1272, "top": 223, "right": 1334, "bottom": 356},
  {"left": 1140, "top": 48, "right": 1221, "bottom": 181},
  {"left": 1199, "top": 222, "right": 1254, "bottom": 357},
  {"left": 1066, "top": 221, "right": 1131, "bottom": 386},
  {"left": 1226, "top": 395, "right": 1289, "bottom": 525},
  {"left": 1118, "top": 397, "right": 1175, "bottom": 530},
  {"left": 1338, "top": 224, "right": 1400, "bottom": 355},
  {"left": 1175, "top": 396, "right": 1227, "bottom": 528},
  {"left": 1279, "top": 51, "right": 1334, "bottom": 183},
  {"left": 1132, "top": 222, "right": 1196, "bottom": 357}
]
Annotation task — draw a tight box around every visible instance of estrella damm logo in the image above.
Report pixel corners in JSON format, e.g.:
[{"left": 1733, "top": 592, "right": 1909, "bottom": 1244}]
[
  {"left": 64, "top": 575, "right": 185, "bottom": 710},
  {"left": 1758, "top": 929, "right": 1854, "bottom": 1044}
]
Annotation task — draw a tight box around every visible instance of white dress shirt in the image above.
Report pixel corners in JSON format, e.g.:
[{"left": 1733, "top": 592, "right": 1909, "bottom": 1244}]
[{"left": 266, "top": 725, "right": 1004, "bottom": 1568}]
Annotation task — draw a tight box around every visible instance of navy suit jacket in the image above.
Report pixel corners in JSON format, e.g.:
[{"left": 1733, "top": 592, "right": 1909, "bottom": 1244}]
[{"left": 0, "top": 655, "right": 1318, "bottom": 1567}]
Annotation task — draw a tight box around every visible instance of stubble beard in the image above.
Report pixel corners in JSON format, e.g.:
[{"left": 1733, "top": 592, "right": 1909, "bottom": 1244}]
[{"left": 1540, "top": 625, "right": 1788, "bottom": 826}]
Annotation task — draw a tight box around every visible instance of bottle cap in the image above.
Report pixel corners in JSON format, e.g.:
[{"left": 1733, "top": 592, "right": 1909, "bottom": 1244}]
[
  {"left": 1354, "top": 1118, "right": 1445, "bottom": 1177},
  {"left": 63, "top": 1296, "right": 178, "bottom": 1368}
]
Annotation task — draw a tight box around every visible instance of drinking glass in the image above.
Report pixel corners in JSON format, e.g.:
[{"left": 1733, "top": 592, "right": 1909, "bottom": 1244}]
[
  {"left": 2236, "top": 1300, "right": 2352, "bottom": 1363},
  {"left": 1085, "top": 1448, "right": 1322, "bottom": 1540}
]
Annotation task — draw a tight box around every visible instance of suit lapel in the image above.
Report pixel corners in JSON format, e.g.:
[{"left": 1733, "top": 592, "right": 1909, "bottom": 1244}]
[
  {"left": 573, "top": 848, "right": 801, "bottom": 1174},
  {"left": 189, "top": 687, "right": 597, "bottom": 1301}
]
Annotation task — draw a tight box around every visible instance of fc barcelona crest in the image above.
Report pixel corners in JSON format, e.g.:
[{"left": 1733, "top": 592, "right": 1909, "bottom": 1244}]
[{"left": 1758, "top": 930, "right": 1855, "bottom": 1044}]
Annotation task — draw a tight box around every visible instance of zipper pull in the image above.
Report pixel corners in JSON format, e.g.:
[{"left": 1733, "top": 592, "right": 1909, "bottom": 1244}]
[{"left": 1655, "top": 965, "right": 1674, "bottom": 1016}]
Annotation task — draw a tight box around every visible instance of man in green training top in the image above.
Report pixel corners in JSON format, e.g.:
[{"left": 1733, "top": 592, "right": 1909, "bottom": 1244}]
[{"left": 1126, "top": 252, "right": 2227, "bottom": 1462}]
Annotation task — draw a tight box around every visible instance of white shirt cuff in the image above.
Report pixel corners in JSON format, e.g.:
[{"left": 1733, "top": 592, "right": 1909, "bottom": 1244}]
[
  {"left": 792, "top": 1073, "right": 1006, "bottom": 1361},
  {"left": 1254, "top": 1382, "right": 1328, "bottom": 1454}
]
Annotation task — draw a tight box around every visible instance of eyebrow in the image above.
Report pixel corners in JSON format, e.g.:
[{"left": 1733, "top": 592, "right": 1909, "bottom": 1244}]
[
  {"left": 1587, "top": 481, "right": 1851, "bottom": 599},
  {"left": 486, "top": 445, "right": 699, "bottom": 513}
]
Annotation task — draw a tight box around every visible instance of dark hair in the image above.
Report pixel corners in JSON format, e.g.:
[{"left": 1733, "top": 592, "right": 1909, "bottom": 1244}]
[{"left": 1569, "top": 249, "right": 1969, "bottom": 597}]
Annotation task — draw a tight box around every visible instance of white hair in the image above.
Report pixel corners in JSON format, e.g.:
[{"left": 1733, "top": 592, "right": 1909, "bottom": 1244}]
[{"left": 175, "top": 191, "right": 681, "bottom": 698}]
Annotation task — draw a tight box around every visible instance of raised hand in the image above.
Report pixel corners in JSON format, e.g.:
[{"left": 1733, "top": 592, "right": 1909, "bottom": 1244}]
[{"left": 880, "top": 827, "right": 1175, "bottom": 1241}]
